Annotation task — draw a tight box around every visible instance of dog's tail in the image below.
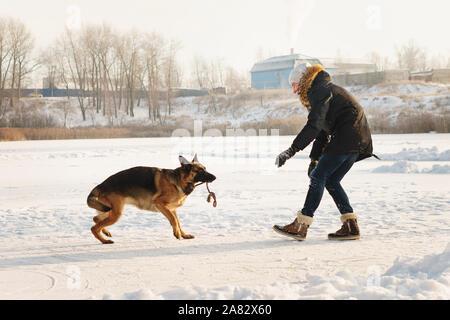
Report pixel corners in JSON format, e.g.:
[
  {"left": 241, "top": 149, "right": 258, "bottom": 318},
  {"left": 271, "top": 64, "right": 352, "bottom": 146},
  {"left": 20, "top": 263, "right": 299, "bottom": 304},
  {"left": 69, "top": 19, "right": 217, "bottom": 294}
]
[{"left": 87, "top": 188, "right": 111, "bottom": 212}]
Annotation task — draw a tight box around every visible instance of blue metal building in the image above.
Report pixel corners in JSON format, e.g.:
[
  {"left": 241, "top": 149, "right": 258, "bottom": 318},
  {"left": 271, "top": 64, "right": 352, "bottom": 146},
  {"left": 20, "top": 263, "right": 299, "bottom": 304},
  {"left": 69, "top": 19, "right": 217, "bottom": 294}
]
[{"left": 250, "top": 54, "right": 322, "bottom": 89}]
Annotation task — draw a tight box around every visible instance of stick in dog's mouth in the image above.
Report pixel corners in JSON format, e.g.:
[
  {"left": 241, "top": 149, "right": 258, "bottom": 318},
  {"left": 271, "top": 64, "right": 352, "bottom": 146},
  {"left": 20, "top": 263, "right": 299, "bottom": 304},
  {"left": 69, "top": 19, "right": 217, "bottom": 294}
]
[
  {"left": 206, "top": 182, "right": 217, "bottom": 207},
  {"left": 195, "top": 182, "right": 217, "bottom": 207}
]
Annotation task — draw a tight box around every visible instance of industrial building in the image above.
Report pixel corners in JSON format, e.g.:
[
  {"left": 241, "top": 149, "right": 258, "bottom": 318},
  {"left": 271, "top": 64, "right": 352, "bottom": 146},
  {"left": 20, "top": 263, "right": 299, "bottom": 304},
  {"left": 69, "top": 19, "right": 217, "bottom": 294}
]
[
  {"left": 250, "top": 52, "right": 381, "bottom": 89},
  {"left": 250, "top": 53, "right": 321, "bottom": 89}
]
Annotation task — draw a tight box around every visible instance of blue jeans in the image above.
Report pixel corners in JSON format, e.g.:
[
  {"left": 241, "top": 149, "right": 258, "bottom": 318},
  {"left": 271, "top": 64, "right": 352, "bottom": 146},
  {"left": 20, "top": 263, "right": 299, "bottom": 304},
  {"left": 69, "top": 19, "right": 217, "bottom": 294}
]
[{"left": 301, "top": 153, "right": 359, "bottom": 217}]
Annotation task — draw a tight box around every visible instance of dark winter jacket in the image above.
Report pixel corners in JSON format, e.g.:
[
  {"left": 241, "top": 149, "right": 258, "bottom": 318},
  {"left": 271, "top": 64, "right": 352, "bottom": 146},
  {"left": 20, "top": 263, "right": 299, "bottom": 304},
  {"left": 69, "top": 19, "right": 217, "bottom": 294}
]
[{"left": 291, "top": 65, "right": 375, "bottom": 162}]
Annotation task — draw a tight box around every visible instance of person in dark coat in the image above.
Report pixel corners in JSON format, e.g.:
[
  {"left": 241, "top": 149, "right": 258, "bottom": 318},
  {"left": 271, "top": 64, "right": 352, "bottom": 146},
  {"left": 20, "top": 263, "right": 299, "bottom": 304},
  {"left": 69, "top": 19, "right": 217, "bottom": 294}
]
[{"left": 273, "top": 63, "right": 378, "bottom": 241}]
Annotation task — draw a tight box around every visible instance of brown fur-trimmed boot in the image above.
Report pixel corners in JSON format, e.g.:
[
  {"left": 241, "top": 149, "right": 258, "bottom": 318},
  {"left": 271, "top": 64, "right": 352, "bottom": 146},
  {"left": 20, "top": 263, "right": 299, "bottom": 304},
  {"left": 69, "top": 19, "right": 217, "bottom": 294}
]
[
  {"left": 273, "top": 213, "right": 313, "bottom": 241},
  {"left": 328, "top": 213, "right": 360, "bottom": 240}
]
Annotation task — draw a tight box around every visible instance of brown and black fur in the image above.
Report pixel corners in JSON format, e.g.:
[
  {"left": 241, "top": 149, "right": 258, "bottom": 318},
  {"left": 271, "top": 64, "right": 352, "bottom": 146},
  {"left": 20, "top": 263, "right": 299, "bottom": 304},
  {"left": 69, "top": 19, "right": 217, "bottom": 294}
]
[{"left": 87, "top": 155, "right": 216, "bottom": 244}]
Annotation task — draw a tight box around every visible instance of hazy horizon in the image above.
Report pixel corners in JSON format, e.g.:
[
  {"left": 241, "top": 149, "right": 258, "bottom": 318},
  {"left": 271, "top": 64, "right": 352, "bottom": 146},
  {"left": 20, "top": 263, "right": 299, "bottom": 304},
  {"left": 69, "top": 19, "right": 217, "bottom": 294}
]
[{"left": 1, "top": 0, "right": 449, "bottom": 83}]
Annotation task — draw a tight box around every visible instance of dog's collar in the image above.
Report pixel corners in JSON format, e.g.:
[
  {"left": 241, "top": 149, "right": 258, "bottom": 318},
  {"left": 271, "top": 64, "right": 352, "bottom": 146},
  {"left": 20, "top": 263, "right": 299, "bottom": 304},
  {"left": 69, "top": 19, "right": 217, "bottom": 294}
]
[{"left": 181, "top": 182, "right": 195, "bottom": 195}]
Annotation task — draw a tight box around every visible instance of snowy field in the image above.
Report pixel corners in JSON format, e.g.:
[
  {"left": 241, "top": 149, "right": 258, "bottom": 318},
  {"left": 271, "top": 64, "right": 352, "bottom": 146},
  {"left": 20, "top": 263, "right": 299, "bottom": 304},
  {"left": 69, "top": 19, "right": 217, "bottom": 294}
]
[{"left": 0, "top": 133, "right": 449, "bottom": 299}]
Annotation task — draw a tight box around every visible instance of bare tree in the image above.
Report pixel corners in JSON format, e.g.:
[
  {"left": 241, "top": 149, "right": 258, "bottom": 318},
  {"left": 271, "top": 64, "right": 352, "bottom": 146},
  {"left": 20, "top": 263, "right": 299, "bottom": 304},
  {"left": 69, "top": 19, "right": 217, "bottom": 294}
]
[
  {"left": 225, "top": 66, "right": 248, "bottom": 93},
  {"left": 96, "top": 24, "right": 120, "bottom": 119},
  {"left": 191, "top": 56, "right": 232, "bottom": 112},
  {"left": 39, "top": 45, "right": 59, "bottom": 96},
  {"left": 82, "top": 26, "right": 100, "bottom": 113},
  {"left": 61, "top": 29, "right": 88, "bottom": 121},
  {"left": 53, "top": 39, "right": 72, "bottom": 100},
  {"left": 140, "top": 32, "right": 164, "bottom": 121},
  {"left": 0, "top": 18, "right": 13, "bottom": 119},
  {"left": 7, "top": 18, "right": 35, "bottom": 109},
  {"left": 429, "top": 53, "right": 447, "bottom": 70},
  {"left": 162, "top": 39, "right": 181, "bottom": 116},
  {"left": 366, "top": 51, "right": 397, "bottom": 71},
  {"left": 366, "top": 51, "right": 383, "bottom": 71},
  {"left": 116, "top": 30, "right": 140, "bottom": 117},
  {"left": 396, "top": 40, "right": 428, "bottom": 72},
  {"left": 192, "top": 55, "right": 209, "bottom": 89},
  {"left": 110, "top": 33, "right": 126, "bottom": 115}
]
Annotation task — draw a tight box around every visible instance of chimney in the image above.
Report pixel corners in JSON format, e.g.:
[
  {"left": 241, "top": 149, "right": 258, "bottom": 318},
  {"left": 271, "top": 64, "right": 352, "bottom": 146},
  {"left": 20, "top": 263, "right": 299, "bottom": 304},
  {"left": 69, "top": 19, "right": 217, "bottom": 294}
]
[{"left": 290, "top": 48, "right": 294, "bottom": 55}]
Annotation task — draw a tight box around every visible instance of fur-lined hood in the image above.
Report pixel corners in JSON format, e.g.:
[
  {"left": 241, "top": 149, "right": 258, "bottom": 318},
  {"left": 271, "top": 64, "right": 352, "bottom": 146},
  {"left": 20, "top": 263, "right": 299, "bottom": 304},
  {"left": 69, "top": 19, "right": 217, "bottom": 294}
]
[{"left": 298, "top": 64, "right": 325, "bottom": 111}]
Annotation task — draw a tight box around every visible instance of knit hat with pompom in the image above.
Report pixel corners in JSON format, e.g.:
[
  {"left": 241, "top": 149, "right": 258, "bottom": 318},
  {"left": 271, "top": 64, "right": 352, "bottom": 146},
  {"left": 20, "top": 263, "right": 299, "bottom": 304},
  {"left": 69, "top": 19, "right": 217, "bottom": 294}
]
[{"left": 289, "top": 62, "right": 311, "bottom": 84}]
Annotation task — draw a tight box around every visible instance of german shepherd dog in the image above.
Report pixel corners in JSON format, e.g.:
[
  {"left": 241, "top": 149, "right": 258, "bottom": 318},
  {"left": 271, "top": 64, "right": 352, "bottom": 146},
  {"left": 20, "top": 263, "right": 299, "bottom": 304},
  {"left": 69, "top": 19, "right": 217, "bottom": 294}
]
[{"left": 87, "top": 154, "right": 216, "bottom": 244}]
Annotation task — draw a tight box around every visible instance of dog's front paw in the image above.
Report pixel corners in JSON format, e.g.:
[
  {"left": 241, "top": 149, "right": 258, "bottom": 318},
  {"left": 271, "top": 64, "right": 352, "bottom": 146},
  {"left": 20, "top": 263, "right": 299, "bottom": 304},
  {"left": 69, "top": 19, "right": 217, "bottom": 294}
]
[
  {"left": 173, "top": 230, "right": 182, "bottom": 240},
  {"left": 182, "top": 233, "right": 195, "bottom": 239}
]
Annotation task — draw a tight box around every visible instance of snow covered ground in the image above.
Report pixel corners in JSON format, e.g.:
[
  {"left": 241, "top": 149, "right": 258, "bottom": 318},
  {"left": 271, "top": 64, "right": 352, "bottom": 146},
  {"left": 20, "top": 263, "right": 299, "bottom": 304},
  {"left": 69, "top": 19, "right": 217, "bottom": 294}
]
[{"left": 0, "top": 133, "right": 449, "bottom": 299}]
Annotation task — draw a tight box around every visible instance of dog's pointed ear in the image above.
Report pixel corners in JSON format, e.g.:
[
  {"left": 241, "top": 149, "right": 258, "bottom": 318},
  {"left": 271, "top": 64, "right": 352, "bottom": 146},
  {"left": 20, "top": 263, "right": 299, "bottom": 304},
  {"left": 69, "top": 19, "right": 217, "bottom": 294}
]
[
  {"left": 179, "top": 155, "right": 190, "bottom": 165},
  {"left": 192, "top": 153, "right": 199, "bottom": 163}
]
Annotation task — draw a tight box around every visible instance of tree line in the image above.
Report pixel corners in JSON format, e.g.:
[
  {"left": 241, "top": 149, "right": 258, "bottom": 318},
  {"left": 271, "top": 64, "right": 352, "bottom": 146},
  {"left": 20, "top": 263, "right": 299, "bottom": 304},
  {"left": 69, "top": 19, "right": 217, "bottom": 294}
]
[
  {"left": 366, "top": 39, "right": 450, "bottom": 72},
  {"left": 0, "top": 17, "right": 37, "bottom": 122},
  {"left": 1, "top": 18, "right": 248, "bottom": 124},
  {"left": 42, "top": 25, "right": 182, "bottom": 122}
]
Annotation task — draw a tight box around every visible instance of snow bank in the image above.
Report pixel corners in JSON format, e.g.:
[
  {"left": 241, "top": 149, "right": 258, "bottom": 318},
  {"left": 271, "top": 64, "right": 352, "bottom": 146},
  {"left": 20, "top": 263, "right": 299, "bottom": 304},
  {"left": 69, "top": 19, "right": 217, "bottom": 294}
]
[
  {"left": 424, "top": 164, "right": 450, "bottom": 174},
  {"left": 373, "top": 145, "right": 450, "bottom": 174},
  {"left": 373, "top": 161, "right": 450, "bottom": 174},
  {"left": 373, "top": 161, "right": 420, "bottom": 173},
  {"left": 105, "top": 245, "right": 450, "bottom": 300},
  {"left": 347, "top": 82, "right": 450, "bottom": 96},
  {"left": 359, "top": 96, "right": 405, "bottom": 110},
  {"left": 385, "top": 244, "right": 450, "bottom": 279},
  {"left": 380, "top": 147, "right": 450, "bottom": 161}
]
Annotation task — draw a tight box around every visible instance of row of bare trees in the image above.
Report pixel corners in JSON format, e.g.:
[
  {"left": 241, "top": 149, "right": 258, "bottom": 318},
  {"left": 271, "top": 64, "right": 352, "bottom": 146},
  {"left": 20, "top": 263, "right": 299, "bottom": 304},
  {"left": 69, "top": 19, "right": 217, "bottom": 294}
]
[
  {"left": 366, "top": 40, "right": 450, "bottom": 72},
  {"left": 192, "top": 56, "right": 247, "bottom": 92},
  {"left": 0, "top": 17, "right": 37, "bottom": 121},
  {"left": 41, "top": 24, "right": 183, "bottom": 123},
  {"left": 395, "top": 40, "right": 450, "bottom": 72},
  {"left": 1, "top": 17, "right": 249, "bottom": 126},
  {"left": 191, "top": 56, "right": 248, "bottom": 112}
]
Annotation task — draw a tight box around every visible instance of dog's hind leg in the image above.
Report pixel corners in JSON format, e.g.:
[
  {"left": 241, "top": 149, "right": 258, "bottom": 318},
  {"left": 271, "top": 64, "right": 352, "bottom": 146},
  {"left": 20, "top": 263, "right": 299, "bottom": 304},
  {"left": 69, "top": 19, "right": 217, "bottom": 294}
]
[
  {"left": 102, "top": 228, "right": 112, "bottom": 238},
  {"left": 91, "top": 197, "right": 124, "bottom": 244},
  {"left": 93, "top": 211, "right": 112, "bottom": 237},
  {"left": 91, "top": 211, "right": 121, "bottom": 244}
]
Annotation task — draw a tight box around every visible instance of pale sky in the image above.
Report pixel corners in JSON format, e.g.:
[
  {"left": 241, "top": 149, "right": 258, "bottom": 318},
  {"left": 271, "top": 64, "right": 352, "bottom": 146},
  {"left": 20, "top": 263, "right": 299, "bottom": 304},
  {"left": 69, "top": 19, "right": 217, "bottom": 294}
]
[{"left": 0, "top": 0, "right": 449, "bottom": 78}]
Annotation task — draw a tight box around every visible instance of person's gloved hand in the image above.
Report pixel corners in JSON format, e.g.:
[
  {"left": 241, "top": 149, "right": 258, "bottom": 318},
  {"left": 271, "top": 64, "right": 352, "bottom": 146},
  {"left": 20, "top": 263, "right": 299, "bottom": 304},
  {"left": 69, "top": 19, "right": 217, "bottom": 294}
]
[
  {"left": 308, "top": 159, "right": 318, "bottom": 177},
  {"left": 275, "top": 146, "right": 298, "bottom": 168}
]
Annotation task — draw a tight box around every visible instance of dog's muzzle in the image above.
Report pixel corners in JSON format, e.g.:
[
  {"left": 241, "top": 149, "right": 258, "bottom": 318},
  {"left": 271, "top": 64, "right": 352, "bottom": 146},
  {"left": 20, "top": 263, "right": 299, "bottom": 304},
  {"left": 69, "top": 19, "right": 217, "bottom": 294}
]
[{"left": 195, "top": 172, "right": 216, "bottom": 183}]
